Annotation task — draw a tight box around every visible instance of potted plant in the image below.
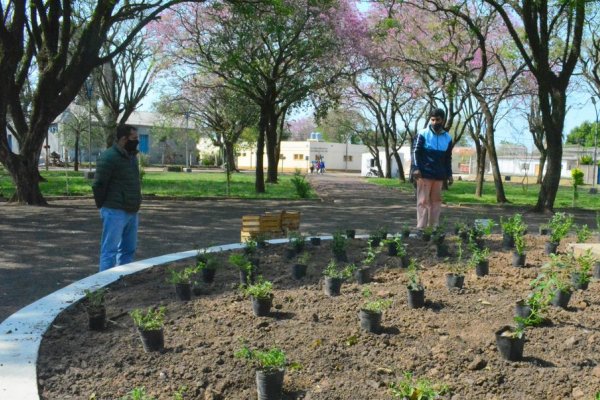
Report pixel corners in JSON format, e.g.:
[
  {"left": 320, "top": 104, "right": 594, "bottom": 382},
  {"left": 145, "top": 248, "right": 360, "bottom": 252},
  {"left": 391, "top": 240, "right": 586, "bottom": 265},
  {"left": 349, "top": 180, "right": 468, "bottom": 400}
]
[
  {"left": 546, "top": 212, "right": 574, "bottom": 254},
  {"left": 545, "top": 254, "right": 573, "bottom": 308},
  {"left": 495, "top": 325, "right": 524, "bottom": 361},
  {"left": 286, "top": 231, "right": 305, "bottom": 259},
  {"left": 309, "top": 232, "right": 321, "bottom": 246},
  {"left": 331, "top": 231, "right": 348, "bottom": 262},
  {"left": 539, "top": 224, "right": 550, "bottom": 235},
  {"left": 345, "top": 229, "right": 356, "bottom": 239},
  {"left": 384, "top": 235, "right": 402, "bottom": 257},
  {"left": 401, "top": 224, "right": 411, "bottom": 240},
  {"left": 389, "top": 372, "right": 448, "bottom": 399},
  {"left": 434, "top": 229, "right": 450, "bottom": 258},
  {"left": 368, "top": 231, "right": 382, "bottom": 247},
  {"left": 512, "top": 234, "right": 527, "bottom": 267},
  {"left": 515, "top": 283, "right": 550, "bottom": 328},
  {"left": 500, "top": 214, "right": 527, "bottom": 250},
  {"left": 469, "top": 245, "right": 490, "bottom": 277},
  {"left": 322, "top": 260, "right": 353, "bottom": 296},
  {"left": 292, "top": 251, "right": 310, "bottom": 280},
  {"left": 359, "top": 292, "right": 392, "bottom": 334},
  {"left": 455, "top": 222, "right": 469, "bottom": 241},
  {"left": 130, "top": 306, "right": 166, "bottom": 352},
  {"left": 235, "top": 346, "right": 288, "bottom": 400},
  {"left": 243, "top": 277, "right": 274, "bottom": 317},
  {"left": 166, "top": 265, "right": 200, "bottom": 301},
  {"left": 197, "top": 250, "right": 219, "bottom": 284},
  {"left": 571, "top": 250, "right": 593, "bottom": 290},
  {"left": 421, "top": 226, "right": 433, "bottom": 242},
  {"left": 229, "top": 253, "right": 256, "bottom": 285},
  {"left": 83, "top": 288, "right": 108, "bottom": 331},
  {"left": 446, "top": 243, "right": 466, "bottom": 290},
  {"left": 243, "top": 238, "right": 258, "bottom": 257},
  {"left": 254, "top": 233, "right": 269, "bottom": 249},
  {"left": 432, "top": 223, "right": 446, "bottom": 245},
  {"left": 406, "top": 260, "right": 425, "bottom": 309},
  {"left": 576, "top": 224, "right": 592, "bottom": 243}
]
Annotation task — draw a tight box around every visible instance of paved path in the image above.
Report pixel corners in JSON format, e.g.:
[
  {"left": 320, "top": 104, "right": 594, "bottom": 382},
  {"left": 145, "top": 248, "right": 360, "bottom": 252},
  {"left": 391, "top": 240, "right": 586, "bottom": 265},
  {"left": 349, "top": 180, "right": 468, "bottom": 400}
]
[{"left": 0, "top": 173, "right": 593, "bottom": 322}]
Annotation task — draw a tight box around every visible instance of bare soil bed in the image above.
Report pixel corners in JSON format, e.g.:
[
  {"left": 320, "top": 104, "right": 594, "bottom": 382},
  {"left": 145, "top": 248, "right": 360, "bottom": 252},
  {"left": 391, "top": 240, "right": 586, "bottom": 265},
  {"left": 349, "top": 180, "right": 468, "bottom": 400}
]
[{"left": 38, "top": 234, "right": 600, "bottom": 400}]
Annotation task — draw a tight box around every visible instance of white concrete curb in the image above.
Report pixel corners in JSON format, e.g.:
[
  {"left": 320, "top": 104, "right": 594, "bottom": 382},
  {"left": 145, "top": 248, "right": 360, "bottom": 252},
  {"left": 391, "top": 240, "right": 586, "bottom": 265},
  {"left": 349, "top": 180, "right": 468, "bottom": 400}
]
[{"left": 0, "top": 234, "right": 361, "bottom": 399}]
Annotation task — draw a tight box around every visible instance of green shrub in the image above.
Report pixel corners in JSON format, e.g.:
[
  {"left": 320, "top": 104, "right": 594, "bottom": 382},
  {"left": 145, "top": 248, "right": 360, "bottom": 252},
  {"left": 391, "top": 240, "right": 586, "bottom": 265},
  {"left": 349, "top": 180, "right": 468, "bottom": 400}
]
[
  {"left": 166, "top": 265, "right": 200, "bottom": 284},
  {"left": 242, "top": 277, "right": 273, "bottom": 299},
  {"left": 390, "top": 372, "right": 448, "bottom": 399},
  {"left": 323, "top": 260, "right": 354, "bottom": 279},
  {"left": 130, "top": 307, "right": 166, "bottom": 331},
  {"left": 290, "top": 172, "right": 310, "bottom": 198},
  {"left": 235, "top": 346, "right": 287, "bottom": 371},
  {"left": 120, "top": 387, "right": 155, "bottom": 400},
  {"left": 548, "top": 212, "right": 574, "bottom": 244}
]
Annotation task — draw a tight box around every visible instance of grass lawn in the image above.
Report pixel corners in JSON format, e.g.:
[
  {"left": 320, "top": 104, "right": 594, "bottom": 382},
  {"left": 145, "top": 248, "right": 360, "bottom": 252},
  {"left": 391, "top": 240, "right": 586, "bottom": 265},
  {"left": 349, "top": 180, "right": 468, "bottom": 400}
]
[
  {"left": 367, "top": 177, "right": 600, "bottom": 211},
  {"left": 0, "top": 170, "right": 316, "bottom": 200}
]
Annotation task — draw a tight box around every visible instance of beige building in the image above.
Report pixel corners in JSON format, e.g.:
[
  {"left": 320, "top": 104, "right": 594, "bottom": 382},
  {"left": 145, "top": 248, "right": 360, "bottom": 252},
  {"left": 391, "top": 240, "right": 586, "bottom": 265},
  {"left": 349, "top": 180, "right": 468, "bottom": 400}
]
[{"left": 236, "top": 141, "right": 369, "bottom": 172}]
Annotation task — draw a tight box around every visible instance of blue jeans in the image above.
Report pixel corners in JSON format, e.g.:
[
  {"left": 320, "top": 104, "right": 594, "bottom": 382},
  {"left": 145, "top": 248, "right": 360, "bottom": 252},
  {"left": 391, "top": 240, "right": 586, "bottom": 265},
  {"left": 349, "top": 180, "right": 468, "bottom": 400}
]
[{"left": 99, "top": 207, "right": 139, "bottom": 272}]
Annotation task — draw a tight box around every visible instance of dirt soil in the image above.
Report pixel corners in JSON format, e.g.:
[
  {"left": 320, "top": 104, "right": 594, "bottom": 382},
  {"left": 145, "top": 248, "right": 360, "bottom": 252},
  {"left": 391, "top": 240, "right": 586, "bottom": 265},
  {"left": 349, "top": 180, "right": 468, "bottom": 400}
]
[{"left": 38, "top": 233, "right": 600, "bottom": 400}]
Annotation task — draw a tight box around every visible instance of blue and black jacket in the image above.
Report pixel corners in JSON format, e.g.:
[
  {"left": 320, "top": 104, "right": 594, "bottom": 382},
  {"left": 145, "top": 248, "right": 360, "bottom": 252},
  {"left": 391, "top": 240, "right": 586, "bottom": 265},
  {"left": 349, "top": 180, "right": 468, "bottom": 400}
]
[{"left": 411, "top": 126, "right": 453, "bottom": 180}]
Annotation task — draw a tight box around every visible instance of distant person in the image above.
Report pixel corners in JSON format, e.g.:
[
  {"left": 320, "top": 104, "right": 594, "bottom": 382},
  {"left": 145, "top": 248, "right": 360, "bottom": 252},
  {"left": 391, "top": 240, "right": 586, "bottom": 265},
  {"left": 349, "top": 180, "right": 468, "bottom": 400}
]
[
  {"left": 319, "top": 160, "right": 325, "bottom": 174},
  {"left": 92, "top": 125, "right": 142, "bottom": 272},
  {"left": 410, "top": 108, "right": 453, "bottom": 233},
  {"left": 315, "top": 160, "right": 321, "bottom": 174},
  {"left": 310, "top": 163, "right": 315, "bottom": 174}
]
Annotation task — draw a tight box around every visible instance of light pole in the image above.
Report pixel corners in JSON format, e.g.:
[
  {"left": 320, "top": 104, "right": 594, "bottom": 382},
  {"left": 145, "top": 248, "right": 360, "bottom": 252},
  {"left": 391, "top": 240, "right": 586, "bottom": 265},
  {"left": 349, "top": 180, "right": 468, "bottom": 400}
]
[
  {"left": 591, "top": 96, "right": 599, "bottom": 193},
  {"left": 84, "top": 78, "right": 94, "bottom": 171}
]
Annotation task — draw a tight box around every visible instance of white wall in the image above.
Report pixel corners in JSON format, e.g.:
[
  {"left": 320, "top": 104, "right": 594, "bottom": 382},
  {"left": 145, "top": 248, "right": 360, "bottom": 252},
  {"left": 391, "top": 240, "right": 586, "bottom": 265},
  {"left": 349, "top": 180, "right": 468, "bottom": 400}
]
[{"left": 361, "top": 148, "right": 411, "bottom": 177}]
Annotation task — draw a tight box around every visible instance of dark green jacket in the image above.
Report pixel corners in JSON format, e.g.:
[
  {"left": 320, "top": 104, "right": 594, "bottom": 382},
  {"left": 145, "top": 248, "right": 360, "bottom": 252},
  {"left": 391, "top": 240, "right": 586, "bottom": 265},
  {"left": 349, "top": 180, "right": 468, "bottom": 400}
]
[{"left": 92, "top": 144, "right": 141, "bottom": 212}]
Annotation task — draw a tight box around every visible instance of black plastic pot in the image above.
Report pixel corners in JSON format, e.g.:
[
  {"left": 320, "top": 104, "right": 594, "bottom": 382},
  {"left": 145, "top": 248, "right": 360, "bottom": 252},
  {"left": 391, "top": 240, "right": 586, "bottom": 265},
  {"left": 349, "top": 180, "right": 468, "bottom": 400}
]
[
  {"left": 240, "top": 267, "right": 256, "bottom": 285},
  {"left": 512, "top": 252, "right": 526, "bottom": 268},
  {"left": 87, "top": 306, "right": 106, "bottom": 331},
  {"left": 370, "top": 237, "right": 381, "bottom": 247},
  {"left": 401, "top": 231, "right": 410, "bottom": 240},
  {"left": 291, "top": 263, "right": 307, "bottom": 280},
  {"left": 475, "top": 260, "right": 489, "bottom": 277},
  {"left": 138, "top": 328, "right": 164, "bottom": 352},
  {"left": 400, "top": 255, "right": 410, "bottom": 268},
  {"left": 502, "top": 233, "right": 515, "bottom": 250},
  {"left": 495, "top": 326, "right": 524, "bottom": 361},
  {"left": 201, "top": 268, "right": 216, "bottom": 284},
  {"left": 323, "top": 277, "right": 343, "bottom": 296},
  {"left": 334, "top": 252, "right": 348, "bottom": 262},
  {"left": 285, "top": 248, "right": 297, "bottom": 260},
  {"left": 593, "top": 262, "right": 600, "bottom": 279},
  {"left": 446, "top": 273, "right": 464, "bottom": 290},
  {"left": 571, "top": 272, "right": 589, "bottom": 290},
  {"left": 544, "top": 241, "right": 559, "bottom": 255},
  {"left": 359, "top": 309, "right": 382, "bottom": 333},
  {"left": 256, "top": 368, "right": 285, "bottom": 400},
  {"left": 432, "top": 234, "right": 445, "bottom": 246},
  {"left": 387, "top": 242, "right": 398, "bottom": 256},
  {"left": 539, "top": 226, "right": 550, "bottom": 235},
  {"left": 310, "top": 237, "right": 321, "bottom": 246},
  {"left": 550, "top": 290, "right": 572, "bottom": 309},
  {"left": 458, "top": 231, "right": 469, "bottom": 241},
  {"left": 345, "top": 229, "right": 356, "bottom": 239},
  {"left": 250, "top": 257, "right": 260, "bottom": 269},
  {"left": 422, "top": 233, "right": 431, "bottom": 242},
  {"left": 436, "top": 243, "right": 450, "bottom": 258},
  {"left": 251, "top": 295, "right": 273, "bottom": 317},
  {"left": 256, "top": 241, "right": 267, "bottom": 249},
  {"left": 354, "top": 267, "right": 371, "bottom": 284},
  {"left": 515, "top": 300, "right": 532, "bottom": 319},
  {"left": 175, "top": 283, "right": 192, "bottom": 301},
  {"left": 407, "top": 287, "right": 425, "bottom": 309}
]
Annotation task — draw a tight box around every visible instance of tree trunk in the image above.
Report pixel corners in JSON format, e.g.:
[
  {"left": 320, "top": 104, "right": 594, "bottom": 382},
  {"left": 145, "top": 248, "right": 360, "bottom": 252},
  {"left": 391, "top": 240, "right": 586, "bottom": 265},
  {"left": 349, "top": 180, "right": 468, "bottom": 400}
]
[
  {"left": 265, "top": 106, "right": 278, "bottom": 183},
  {"left": 485, "top": 125, "right": 508, "bottom": 203},
  {"left": 225, "top": 140, "right": 238, "bottom": 172},
  {"left": 537, "top": 151, "right": 547, "bottom": 184},
  {"left": 255, "top": 111, "right": 266, "bottom": 193},
  {"left": 74, "top": 133, "right": 80, "bottom": 171},
  {"left": 5, "top": 154, "right": 47, "bottom": 205},
  {"left": 392, "top": 150, "right": 405, "bottom": 182},
  {"left": 475, "top": 145, "right": 487, "bottom": 198}
]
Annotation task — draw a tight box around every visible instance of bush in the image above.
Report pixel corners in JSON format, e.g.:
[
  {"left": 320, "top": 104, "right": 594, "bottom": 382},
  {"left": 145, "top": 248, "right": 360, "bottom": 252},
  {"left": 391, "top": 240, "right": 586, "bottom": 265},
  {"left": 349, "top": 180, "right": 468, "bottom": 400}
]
[
  {"left": 291, "top": 171, "right": 310, "bottom": 198},
  {"left": 580, "top": 155, "right": 593, "bottom": 165},
  {"left": 165, "top": 165, "right": 183, "bottom": 172}
]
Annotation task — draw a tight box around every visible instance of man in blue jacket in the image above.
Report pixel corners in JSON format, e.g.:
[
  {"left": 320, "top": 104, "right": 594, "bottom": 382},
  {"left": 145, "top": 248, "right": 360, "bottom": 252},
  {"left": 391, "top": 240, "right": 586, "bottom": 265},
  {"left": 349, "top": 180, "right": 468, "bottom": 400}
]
[
  {"left": 92, "top": 125, "right": 142, "bottom": 271},
  {"left": 411, "top": 108, "right": 453, "bottom": 231}
]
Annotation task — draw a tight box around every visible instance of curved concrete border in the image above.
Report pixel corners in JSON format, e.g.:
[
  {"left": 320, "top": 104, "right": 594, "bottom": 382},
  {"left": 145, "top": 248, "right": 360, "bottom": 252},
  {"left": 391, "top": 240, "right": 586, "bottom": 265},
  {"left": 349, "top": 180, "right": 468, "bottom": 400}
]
[{"left": 0, "top": 236, "right": 343, "bottom": 399}]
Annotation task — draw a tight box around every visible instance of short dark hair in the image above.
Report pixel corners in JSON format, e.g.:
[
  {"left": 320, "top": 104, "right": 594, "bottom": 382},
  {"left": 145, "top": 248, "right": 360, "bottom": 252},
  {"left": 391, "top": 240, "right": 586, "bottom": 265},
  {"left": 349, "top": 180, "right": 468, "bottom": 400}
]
[
  {"left": 429, "top": 108, "right": 446, "bottom": 120},
  {"left": 116, "top": 125, "right": 137, "bottom": 140}
]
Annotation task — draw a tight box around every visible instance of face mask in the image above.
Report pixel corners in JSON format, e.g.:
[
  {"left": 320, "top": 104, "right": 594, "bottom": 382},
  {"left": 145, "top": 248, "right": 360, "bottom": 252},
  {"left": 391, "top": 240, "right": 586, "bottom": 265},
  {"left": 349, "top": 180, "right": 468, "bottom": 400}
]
[
  {"left": 432, "top": 123, "right": 444, "bottom": 131},
  {"left": 124, "top": 139, "right": 139, "bottom": 153}
]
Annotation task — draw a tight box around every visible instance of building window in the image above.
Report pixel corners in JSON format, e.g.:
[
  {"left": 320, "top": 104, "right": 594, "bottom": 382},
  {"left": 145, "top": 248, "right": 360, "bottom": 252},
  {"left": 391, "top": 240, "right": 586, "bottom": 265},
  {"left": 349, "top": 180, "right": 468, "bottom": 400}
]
[
  {"left": 343, "top": 155, "right": 353, "bottom": 162},
  {"left": 294, "top": 154, "right": 303, "bottom": 160}
]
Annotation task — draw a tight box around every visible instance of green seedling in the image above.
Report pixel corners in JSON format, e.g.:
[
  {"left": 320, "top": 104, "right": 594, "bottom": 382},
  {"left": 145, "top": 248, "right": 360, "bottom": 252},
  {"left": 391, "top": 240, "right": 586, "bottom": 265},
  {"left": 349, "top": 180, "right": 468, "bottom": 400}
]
[
  {"left": 390, "top": 372, "right": 449, "bottom": 399},
  {"left": 235, "top": 345, "right": 287, "bottom": 371},
  {"left": 242, "top": 277, "right": 273, "bottom": 300},
  {"left": 130, "top": 307, "right": 166, "bottom": 331}
]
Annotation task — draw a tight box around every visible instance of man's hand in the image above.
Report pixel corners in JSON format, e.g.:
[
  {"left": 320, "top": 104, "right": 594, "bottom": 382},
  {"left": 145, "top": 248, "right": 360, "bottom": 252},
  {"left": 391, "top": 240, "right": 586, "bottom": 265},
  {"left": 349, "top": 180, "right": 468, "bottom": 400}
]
[
  {"left": 412, "top": 169, "right": 422, "bottom": 180},
  {"left": 448, "top": 176, "right": 454, "bottom": 186}
]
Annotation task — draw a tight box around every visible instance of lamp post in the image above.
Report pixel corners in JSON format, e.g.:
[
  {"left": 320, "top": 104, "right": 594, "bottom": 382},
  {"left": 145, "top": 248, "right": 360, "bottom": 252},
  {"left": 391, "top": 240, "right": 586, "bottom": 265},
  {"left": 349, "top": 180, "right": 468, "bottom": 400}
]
[
  {"left": 84, "top": 78, "right": 94, "bottom": 171},
  {"left": 591, "top": 97, "right": 599, "bottom": 194}
]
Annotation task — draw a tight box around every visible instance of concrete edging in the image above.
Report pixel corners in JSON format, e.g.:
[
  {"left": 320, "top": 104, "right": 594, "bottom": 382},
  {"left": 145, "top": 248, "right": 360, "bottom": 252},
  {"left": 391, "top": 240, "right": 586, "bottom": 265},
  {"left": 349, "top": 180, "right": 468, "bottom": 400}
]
[{"left": 0, "top": 235, "right": 347, "bottom": 399}]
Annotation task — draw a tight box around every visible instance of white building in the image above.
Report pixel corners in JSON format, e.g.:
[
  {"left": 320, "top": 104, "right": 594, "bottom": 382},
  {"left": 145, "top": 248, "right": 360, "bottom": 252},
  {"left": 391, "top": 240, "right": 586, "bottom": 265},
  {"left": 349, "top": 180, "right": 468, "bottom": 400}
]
[
  {"left": 236, "top": 141, "right": 369, "bottom": 172},
  {"left": 361, "top": 148, "right": 412, "bottom": 177}
]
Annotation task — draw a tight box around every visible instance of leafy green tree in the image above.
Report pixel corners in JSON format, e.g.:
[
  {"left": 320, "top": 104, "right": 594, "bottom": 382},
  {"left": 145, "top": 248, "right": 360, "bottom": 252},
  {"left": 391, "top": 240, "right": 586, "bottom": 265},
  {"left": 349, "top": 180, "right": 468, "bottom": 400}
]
[{"left": 566, "top": 122, "right": 600, "bottom": 148}]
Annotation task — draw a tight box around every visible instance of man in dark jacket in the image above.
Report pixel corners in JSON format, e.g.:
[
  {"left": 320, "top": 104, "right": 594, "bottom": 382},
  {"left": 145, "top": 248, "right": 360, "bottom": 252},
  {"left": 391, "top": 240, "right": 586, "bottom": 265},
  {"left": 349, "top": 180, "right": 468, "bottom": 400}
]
[
  {"left": 411, "top": 108, "right": 453, "bottom": 231},
  {"left": 92, "top": 125, "right": 142, "bottom": 271}
]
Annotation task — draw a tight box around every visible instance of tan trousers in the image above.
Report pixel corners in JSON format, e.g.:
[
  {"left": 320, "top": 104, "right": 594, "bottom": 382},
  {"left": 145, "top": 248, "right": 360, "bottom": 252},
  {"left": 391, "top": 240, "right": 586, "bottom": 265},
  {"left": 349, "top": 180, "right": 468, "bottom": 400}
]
[{"left": 416, "top": 178, "right": 443, "bottom": 229}]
